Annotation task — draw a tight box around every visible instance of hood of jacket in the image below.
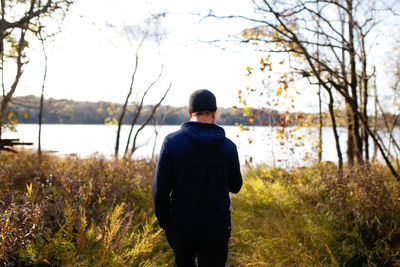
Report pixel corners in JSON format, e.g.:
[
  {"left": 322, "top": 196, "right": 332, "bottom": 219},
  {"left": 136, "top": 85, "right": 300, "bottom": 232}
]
[{"left": 181, "top": 121, "right": 225, "bottom": 149}]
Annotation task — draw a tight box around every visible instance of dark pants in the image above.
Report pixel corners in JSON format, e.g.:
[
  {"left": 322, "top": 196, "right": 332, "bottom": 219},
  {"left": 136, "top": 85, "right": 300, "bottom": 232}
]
[{"left": 166, "top": 230, "right": 229, "bottom": 267}]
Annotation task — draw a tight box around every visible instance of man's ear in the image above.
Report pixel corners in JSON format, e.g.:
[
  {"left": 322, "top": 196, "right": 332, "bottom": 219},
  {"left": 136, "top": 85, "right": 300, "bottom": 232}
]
[
  {"left": 189, "top": 112, "right": 193, "bottom": 119},
  {"left": 212, "top": 112, "right": 216, "bottom": 123}
]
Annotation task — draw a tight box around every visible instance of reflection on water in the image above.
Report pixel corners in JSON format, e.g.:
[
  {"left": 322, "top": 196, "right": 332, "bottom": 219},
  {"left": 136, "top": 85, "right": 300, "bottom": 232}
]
[{"left": 3, "top": 124, "right": 389, "bottom": 167}]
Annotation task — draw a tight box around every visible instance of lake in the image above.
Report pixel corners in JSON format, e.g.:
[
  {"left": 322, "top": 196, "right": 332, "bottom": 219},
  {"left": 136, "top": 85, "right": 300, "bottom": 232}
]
[{"left": 2, "top": 124, "right": 368, "bottom": 167}]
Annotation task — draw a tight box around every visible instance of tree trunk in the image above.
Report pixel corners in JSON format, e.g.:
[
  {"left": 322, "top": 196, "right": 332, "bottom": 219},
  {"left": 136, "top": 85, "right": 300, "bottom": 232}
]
[
  {"left": 346, "top": 102, "right": 355, "bottom": 166},
  {"left": 372, "top": 67, "right": 378, "bottom": 161},
  {"left": 316, "top": 0, "right": 322, "bottom": 163},
  {"left": 361, "top": 35, "right": 369, "bottom": 163},
  {"left": 115, "top": 53, "right": 139, "bottom": 158},
  {"left": 318, "top": 86, "right": 323, "bottom": 162},
  {"left": 347, "top": 0, "right": 363, "bottom": 166},
  {"left": 327, "top": 88, "right": 343, "bottom": 177},
  {"left": 38, "top": 33, "right": 48, "bottom": 157}
]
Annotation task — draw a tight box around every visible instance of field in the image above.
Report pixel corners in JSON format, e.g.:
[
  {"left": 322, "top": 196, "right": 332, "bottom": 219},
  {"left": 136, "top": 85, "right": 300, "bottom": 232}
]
[{"left": 1, "top": 151, "right": 400, "bottom": 266}]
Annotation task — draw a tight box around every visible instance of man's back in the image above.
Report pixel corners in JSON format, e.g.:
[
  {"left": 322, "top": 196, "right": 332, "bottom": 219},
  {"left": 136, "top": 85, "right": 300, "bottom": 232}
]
[{"left": 153, "top": 121, "right": 242, "bottom": 242}]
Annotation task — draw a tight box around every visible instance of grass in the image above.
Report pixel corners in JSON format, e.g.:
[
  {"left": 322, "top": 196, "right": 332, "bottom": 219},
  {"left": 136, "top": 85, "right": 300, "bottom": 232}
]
[
  {"left": 1, "top": 150, "right": 400, "bottom": 266},
  {"left": 229, "top": 164, "right": 400, "bottom": 266}
]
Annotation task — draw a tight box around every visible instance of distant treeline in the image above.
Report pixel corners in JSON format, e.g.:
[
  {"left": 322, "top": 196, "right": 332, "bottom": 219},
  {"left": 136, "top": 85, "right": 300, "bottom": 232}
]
[
  {"left": 7, "top": 95, "right": 398, "bottom": 128},
  {"left": 7, "top": 95, "right": 281, "bottom": 126}
]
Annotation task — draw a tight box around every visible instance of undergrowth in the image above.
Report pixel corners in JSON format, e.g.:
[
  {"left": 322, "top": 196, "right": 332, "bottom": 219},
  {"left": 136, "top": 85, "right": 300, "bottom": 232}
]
[
  {"left": 229, "top": 163, "right": 400, "bottom": 266},
  {"left": 1, "top": 150, "right": 400, "bottom": 266},
  {"left": 0, "top": 150, "right": 173, "bottom": 266}
]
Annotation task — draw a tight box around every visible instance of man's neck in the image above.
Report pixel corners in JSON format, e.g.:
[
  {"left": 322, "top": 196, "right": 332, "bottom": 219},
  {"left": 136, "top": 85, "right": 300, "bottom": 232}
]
[
  {"left": 189, "top": 112, "right": 216, "bottom": 124},
  {"left": 190, "top": 118, "right": 215, "bottom": 124}
]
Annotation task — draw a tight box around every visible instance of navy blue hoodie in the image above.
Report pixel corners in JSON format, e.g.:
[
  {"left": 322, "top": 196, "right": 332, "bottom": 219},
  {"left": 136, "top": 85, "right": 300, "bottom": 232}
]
[{"left": 153, "top": 121, "right": 242, "bottom": 241}]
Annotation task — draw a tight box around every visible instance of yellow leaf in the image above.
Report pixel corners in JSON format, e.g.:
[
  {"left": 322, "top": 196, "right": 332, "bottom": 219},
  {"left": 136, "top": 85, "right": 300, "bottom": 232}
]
[
  {"left": 23, "top": 112, "right": 29, "bottom": 120},
  {"left": 246, "top": 66, "right": 253, "bottom": 76},
  {"left": 244, "top": 106, "right": 250, "bottom": 116},
  {"left": 277, "top": 87, "right": 283, "bottom": 96},
  {"left": 26, "top": 182, "right": 33, "bottom": 197},
  {"left": 8, "top": 112, "right": 13, "bottom": 120}
]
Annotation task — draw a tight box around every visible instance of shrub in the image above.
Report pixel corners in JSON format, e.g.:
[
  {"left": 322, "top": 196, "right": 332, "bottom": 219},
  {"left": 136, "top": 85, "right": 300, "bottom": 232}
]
[
  {"left": 0, "top": 150, "right": 172, "bottom": 266},
  {"left": 229, "top": 163, "right": 400, "bottom": 266}
]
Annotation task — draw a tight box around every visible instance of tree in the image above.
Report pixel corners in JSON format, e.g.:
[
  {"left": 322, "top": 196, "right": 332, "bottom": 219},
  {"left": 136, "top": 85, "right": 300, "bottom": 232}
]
[
  {"left": 114, "top": 13, "right": 172, "bottom": 159},
  {"left": 211, "top": 0, "right": 400, "bottom": 179},
  {"left": 0, "top": 0, "right": 73, "bottom": 140},
  {"left": 38, "top": 31, "right": 47, "bottom": 158}
]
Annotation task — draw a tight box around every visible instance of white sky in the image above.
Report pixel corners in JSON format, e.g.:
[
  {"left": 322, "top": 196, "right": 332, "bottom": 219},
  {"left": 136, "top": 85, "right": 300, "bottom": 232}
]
[
  {"left": 11, "top": 0, "right": 400, "bottom": 113},
  {"left": 14, "top": 0, "right": 266, "bottom": 109}
]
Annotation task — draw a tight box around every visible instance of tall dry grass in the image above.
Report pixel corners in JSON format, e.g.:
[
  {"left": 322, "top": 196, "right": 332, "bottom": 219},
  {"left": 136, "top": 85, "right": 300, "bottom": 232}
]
[
  {"left": 229, "top": 163, "right": 400, "bottom": 266},
  {"left": 0, "top": 150, "right": 173, "bottom": 266},
  {"left": 1, "top": 150, "right": 400, "bottom": 266}
]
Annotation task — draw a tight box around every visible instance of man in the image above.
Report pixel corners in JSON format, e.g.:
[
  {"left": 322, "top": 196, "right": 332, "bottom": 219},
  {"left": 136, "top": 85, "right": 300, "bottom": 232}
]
[{"left": 153, "top": 89, "right": 243, "bottom": 266}]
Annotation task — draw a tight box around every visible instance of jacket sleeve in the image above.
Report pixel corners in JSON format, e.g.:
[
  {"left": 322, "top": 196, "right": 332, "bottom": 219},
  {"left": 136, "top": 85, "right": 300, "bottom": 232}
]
[
  {"left": 229, "top": 143, "right": 243, "bottom": 194},
  {"left": 153, "top": 138, "right": 173, "bottom": 229}
]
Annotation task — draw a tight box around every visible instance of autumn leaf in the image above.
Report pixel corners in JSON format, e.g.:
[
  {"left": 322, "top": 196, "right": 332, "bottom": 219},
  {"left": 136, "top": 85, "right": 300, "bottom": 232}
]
[
  {"left": 246, "top": 66, "right": 253, "bottom": 76},
  {"left": 260, "top": 58, "right": 267, "bottom": 71},
  {"left": 24, "top": 112, "right": 29, "bottom": 119},
  {"left": 244, "top": 106, "right": 250, "bottom": 116},
  {"left": 283, "top": 81, "right": 289, "bottom": 89},
  {"left": 26, "top": 182, "right": 33, "bottom": 197},
  {"left": 283, "top": 111, "right": 290, "bottom": 118},
  {"left": 277, "top": 87, "right": 283, "bottom": 96}
]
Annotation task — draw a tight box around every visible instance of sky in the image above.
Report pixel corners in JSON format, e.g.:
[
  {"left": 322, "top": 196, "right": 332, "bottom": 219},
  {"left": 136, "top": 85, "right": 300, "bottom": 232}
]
[
  {"left": 14, "top": 0, "right": 268, "bottom": 109},
  {"left": 10, "top": 0, "right": 400, "bottom": 113}
]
